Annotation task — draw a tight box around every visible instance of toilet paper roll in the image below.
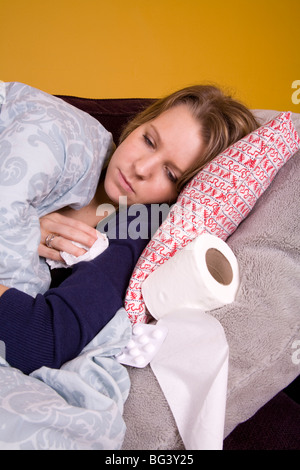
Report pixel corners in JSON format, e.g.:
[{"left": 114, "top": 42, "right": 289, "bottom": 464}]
[{"left": 141, "top": 234, "right": 239, "bottom": 320}]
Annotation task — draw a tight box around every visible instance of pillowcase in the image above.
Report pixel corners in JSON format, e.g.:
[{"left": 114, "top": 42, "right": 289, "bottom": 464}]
[
  {"left": 0, "top": 81, "right": 114, "bottom": 296},
  {"left": 124, "top": 112, "right": 300, "bottom": 324}
]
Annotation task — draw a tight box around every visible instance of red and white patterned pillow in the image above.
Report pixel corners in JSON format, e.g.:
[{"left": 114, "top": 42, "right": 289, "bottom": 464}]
[{"left": 124, "top": 112, "right": 300, "bottom": 324}]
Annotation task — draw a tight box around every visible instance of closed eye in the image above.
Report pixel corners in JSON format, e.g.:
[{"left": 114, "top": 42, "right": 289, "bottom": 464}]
[
  {"left": 165, "top": 167, "right": 178, "bottom": 184},
  {"left": 143, "top": 134, "right": 155, "bottom": 149},
  {"left": 143, "top": 133, "right": 177, "bottom": 183}
]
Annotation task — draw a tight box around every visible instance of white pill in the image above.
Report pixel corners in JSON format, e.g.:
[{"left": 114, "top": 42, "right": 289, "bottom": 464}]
[
  {"left": 129, "top": 347, "right": 140, "bottom": 357},
  {"left": 133, "top": 325, "right": 144, "bottom": 336},
  {"left": 134, "top": 356, "right": 145, "bottom": 366},
  {"left": 144, "top": 343, "right": 155, "bottom": 353},
  {"left": 138, "top": 334, "right": 149, "bottom": 344}
]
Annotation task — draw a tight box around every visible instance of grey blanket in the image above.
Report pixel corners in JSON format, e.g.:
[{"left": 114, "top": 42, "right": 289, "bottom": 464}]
[{"left": 122, "top": 110, "right": 300, "bottom": 449}]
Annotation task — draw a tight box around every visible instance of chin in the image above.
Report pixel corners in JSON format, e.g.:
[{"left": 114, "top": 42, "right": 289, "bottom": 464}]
[{"left": 103, "top": 179, "right": 117, "bottom": 204}]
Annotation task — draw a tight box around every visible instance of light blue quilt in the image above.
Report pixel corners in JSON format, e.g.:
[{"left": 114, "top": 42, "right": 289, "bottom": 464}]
[
  {"left": 0, "top": 308, "right": 132, "bottom": 450},
  {"left": 0, "top": 81, "right": 114, "bottom": 296},
  {"left": 0, "top": 82, "right": 131, "bottom": 450}
]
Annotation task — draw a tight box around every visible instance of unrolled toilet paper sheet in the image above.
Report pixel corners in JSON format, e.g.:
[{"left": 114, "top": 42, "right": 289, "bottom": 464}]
[
  {"left": 150, "top": 308, "right": 229, "bottom": 450},
  {"left": 143, "top": 235, "right": 237, "bottom": 449}
]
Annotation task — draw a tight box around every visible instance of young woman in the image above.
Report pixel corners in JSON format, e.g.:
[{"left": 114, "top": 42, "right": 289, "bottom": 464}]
[
  {"left": 38, "top": 85, "right": 258, "bottom": 262},
  {"left": 0, "top": 85, "right": 258, "bottom": 374}
]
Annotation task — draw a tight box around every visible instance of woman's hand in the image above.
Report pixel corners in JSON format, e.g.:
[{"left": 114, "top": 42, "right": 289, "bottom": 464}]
[{"left": 39, "top": 212, "right": 98, "bottom": 261}]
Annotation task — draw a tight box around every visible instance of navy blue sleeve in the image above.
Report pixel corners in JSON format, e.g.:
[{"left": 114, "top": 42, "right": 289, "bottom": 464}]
[{"left": 0, "top": 205, "right": 159, "bottom": 374}]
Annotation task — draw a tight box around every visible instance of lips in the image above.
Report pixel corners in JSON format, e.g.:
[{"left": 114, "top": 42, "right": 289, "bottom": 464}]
[{"left": 118, "top": 170, "right": 134, "bottom": 193}]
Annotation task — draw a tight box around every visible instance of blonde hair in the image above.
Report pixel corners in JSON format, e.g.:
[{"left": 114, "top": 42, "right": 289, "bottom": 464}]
[{"left": 120, "top": 85, "right": 259, "bottom": 191}]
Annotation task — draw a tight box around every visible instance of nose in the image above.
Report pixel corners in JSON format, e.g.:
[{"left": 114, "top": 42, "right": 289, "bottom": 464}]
[{"left": 134, "top": 155, "right": 157, "bottom": 180}]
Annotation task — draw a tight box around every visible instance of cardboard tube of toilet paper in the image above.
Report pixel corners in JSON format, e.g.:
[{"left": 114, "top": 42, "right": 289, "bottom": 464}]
[{"left": 141, "top": 234, "right": 239, "bottom": 320}]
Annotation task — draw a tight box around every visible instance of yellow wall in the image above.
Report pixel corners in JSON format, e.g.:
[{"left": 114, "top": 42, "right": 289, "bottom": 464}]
[{"left": 1, "top": 0, "right": 300, "bottom": 112}]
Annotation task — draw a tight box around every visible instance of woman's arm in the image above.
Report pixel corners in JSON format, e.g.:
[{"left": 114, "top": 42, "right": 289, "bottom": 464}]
[{"left": 0, "top": 206, "right": 155, "bottom": 374}]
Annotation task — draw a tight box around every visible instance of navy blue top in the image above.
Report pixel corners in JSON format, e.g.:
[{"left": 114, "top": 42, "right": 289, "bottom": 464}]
[{"left": 0, "top": 205, "right": 159, "bottom": 374}]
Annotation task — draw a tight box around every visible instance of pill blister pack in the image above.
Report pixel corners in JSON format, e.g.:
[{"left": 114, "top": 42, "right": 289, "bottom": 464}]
[{"left": 116, "top": 323, "right": 168, "bottom": 368}]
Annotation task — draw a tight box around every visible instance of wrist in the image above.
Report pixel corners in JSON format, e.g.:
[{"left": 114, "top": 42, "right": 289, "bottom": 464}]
[{"left": 0, "top": 285, "right": 10, "bottom": 297}]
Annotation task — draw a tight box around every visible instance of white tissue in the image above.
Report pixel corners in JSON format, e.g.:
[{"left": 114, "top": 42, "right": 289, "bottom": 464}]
[
  {"left": 150, "top": 308, "right": 229, "bottom": 450},
  {"left": 46, "top": 231, "right": 109, "bottom": 269},
  {"left": 141, "top": 234, "right": 236, "bottom": 449},
  {"left": 142, "top": 233, "right": 239, "bottom": 319}
]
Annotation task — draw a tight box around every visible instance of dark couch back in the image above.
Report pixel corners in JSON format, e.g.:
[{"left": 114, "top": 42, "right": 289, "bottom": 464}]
[{"left": 57, "top": 96, "right": 155, "bottom": 144}]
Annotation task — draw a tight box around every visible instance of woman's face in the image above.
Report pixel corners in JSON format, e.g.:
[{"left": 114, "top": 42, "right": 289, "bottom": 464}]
[{"left": 104, "top": 104, "right": 204, "bottom": 205}]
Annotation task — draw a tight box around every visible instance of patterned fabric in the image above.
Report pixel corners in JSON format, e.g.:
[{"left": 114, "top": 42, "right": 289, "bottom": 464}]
[
  {"left": 0, "top": 309, "right": 131, "bottom": 450},
  {"left": 125, "top": 112, "right": 300, "bottom": 324},
  {"left": 0, "top": 82, "right": 114, "bottom": 296}
]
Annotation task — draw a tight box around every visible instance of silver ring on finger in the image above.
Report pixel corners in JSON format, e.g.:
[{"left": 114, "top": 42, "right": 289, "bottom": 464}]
[{"left": 45, "top": 233, "right": 56, "bottom": 249}]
